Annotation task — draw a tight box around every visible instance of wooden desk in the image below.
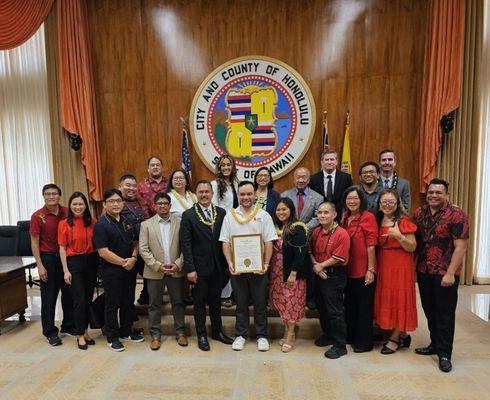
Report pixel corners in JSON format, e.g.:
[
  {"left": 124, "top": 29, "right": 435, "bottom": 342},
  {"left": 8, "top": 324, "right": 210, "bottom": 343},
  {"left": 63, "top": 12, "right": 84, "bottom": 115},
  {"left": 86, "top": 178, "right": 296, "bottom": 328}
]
[{"left": 0, "top": 256, "right": 34, "bottom": 332}]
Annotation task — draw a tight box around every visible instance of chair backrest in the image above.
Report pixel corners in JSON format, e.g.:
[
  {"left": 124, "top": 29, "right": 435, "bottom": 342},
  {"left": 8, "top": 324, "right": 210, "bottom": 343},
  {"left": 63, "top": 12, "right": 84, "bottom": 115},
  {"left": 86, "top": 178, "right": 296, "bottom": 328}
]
[
  {"left": 0, "top": 225, "right": 19, "bottom": 256},
  {"left": 16, "top": 220, "right": 33, "bottom": 256}
]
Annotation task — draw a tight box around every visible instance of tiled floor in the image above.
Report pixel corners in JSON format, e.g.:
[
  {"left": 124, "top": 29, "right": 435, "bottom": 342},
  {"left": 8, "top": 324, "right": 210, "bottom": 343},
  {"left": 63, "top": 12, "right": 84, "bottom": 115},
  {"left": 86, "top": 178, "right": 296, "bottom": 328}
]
[{"left": 0, "top": 285, "right": 489, "bottom": 399}]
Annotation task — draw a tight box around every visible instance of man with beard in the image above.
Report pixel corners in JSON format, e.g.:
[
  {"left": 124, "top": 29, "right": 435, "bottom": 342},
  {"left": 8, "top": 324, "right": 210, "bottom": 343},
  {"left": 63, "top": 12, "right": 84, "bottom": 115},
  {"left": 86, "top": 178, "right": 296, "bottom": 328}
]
[
  {"left": 378, "top": 149, "right": 411, "bottom": 212},
  {"left": 180, "top": 180, "right": 234, "bottom": 351},
  {"left": 358, "top": 161, "right": 383, "bottom": 214},
  {"left": 138, "top": 156, "right": 168, "bottom": 217}
]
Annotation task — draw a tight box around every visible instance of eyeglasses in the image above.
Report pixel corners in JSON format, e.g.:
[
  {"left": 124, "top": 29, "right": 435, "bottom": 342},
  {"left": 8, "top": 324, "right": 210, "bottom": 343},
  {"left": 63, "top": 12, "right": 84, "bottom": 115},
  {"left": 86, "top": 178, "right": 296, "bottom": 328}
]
[
  {"left": 43, "top": 191, "right": 60, "bottom": 197},
  {"left": 361, "top": 170, "right": 377, "bottom": 175},
  {"left": 106, "top": 199, "right": 123, "bottom": 205},
  {"left": 380, "top": 200, "right": 397, "bottom": 206},
  {"left": 346, "top": 197, "right": 360, "bottom": 201},
  {"left": 256, "top": 174, "right": 270, "bottom": 179},
  {"left": 155, "top": 202, "right": 170, "bottom": 206}
]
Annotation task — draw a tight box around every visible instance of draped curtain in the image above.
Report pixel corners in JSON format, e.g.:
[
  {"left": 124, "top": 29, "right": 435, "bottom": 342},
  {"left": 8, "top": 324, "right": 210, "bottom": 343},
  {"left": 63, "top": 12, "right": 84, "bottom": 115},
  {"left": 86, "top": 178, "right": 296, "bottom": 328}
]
[
  {"left": 474, "top": 0, "right": 490, "bottom": 283},
  {"left": 0, "top": 27, "right": 53, "bottom": 224},
  {"left": 0, "top": 0, "right": 54, "bottom": 50},
  {"left": 0, "top": 0, "right": 103, "bottom": 201},
  {"left": 418, "top": 0, "right": 465, "bottom": 193},
  {"left": 57, "top": 0, "right": 103, "bottom": 201}
]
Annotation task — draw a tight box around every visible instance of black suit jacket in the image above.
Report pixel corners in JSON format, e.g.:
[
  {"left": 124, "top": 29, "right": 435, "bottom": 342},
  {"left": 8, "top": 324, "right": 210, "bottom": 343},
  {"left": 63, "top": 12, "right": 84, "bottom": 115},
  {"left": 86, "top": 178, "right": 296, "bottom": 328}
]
[
  {"left": 309, "top": 169, "right": 354, "bottom": 218},
  {"left": 180, "top": 205, "right": 227, "bottom": 276}
]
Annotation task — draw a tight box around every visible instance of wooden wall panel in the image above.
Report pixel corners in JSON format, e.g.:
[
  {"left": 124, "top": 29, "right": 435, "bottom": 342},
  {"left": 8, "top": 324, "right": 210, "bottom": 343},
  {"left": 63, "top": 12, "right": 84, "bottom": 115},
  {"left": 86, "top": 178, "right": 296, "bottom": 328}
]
[{"left": 87, "top": 0, "right": 426, "bottom": 206}]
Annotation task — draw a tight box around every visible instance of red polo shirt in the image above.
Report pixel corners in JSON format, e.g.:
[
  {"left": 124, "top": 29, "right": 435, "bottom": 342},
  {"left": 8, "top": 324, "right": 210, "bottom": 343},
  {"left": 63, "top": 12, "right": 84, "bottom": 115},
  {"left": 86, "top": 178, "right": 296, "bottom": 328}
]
[
  {"left": 58, "top": 217, "right": 97, "bottom": 256},
  {"left": 30, "top": 205, "right": 68, "bottom": 253},
  {"left": 310, "top": 225, "right": 350, "bottom": 266},
  {"left": 341, "top": 211, "right": 378, "bottom": 278}
]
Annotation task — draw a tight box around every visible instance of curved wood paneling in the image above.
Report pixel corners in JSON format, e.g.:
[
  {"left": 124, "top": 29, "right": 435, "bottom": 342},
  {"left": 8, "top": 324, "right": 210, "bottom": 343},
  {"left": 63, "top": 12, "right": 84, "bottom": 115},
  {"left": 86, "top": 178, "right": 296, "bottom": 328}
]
[{"left": 87, "top": 0, "right": 426, "bottom": 207}]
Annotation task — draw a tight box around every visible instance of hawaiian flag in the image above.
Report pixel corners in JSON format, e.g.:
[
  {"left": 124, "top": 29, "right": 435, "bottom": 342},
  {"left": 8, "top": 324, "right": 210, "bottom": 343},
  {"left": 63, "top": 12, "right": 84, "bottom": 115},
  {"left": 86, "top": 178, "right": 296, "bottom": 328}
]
[
  {"left": 227, "top": 93, "right": 251, "bottom": 122},
  {"left": 251, "top": 124, "right": 276, "bottom": 155},
  {"left": 181, "top": 125, "right": 192, "bottom": 184}
]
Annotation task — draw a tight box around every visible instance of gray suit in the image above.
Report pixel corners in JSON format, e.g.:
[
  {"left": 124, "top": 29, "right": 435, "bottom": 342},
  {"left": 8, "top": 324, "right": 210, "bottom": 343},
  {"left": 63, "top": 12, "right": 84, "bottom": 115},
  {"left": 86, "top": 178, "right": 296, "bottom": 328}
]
[
  {"left": 379, "top": 176, "right": 411, "bottom": 213},
  {"left": 281, "top": 187, "right": 324, "bottom": 232}
]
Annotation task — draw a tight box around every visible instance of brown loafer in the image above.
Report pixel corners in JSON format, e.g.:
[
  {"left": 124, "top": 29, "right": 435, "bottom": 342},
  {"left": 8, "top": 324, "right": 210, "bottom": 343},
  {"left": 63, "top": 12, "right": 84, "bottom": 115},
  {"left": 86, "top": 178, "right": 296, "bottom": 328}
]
[
  {"left": 176, "top": 334, "right": 188, "bottom": 347},
  {"left": 150, "top": 337, "right": 161, "bottom": 351}
]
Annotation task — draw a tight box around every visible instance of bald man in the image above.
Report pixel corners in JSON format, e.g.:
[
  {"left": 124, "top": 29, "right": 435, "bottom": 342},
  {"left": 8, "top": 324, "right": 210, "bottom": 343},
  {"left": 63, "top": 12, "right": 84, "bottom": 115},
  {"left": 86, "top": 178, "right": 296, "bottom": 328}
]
[{"left": 282, "top": 167, "right": 324, "bottom": 310}]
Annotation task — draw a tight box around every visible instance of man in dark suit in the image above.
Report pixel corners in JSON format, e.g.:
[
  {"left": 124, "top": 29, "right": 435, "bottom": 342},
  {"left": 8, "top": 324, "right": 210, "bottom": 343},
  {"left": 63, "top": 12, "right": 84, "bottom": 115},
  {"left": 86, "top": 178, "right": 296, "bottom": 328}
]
[
  {"left": 378, "top": 149, "right": 411, "bottom": 213},
  {"left": 180, "top": 180, "right": 234, "bottom": 351},
  {"left": 309, "top": 150, "right": 354, "bottom": 220}
]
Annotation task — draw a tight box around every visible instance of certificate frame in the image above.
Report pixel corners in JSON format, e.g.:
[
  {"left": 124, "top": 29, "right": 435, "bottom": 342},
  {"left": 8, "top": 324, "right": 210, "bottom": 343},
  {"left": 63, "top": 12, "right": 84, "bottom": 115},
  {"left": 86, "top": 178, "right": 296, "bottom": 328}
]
[{"left": 231, "top": 233, "right": 264, "bottom": 274}]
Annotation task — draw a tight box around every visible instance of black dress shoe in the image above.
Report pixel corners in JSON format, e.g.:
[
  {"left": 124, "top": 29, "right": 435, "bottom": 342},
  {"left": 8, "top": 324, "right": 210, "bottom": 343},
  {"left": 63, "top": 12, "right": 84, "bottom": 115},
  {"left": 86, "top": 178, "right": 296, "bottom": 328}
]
[
  {"left": 439, "top": 357, "right": 452, "bottom": 373},
  {"left": 85, "top": 337, "right": 96, "bottom": 346},
  {"left": 212, "top": 331, "right": 234, "bottom": 345},
  {"left": 77, "top": 338, "right": 88, "bottom": 350},
  {"left": 325, "top": 346, "right": 347, "bottom": 359},
  {"left": 415, "top": 345, "right": 437, "bottom": 355},
  {"left": 314, "top": 335, "right": 332, "bottom": 347},
  {"left": 380, "top": 339, "right": 400, "bottom": 355},
  {"left": 198, "top": 336, "right": 210, "bottom": 351},
  {"left": 353, "top": 346, "right": 373, "bottom": 353},
  {"left": 399, "top": 334, "right": 411, "bottom": 349},
  {"left": 306, "top": 299, "right": 316, "bottom": 310}
]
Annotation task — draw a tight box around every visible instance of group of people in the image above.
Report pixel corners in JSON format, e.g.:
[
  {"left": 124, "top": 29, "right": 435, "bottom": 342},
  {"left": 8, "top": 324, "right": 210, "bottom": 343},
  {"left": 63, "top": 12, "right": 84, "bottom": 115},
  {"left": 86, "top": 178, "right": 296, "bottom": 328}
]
[{"left": 29, "top": 149, "right": 469, "bottom": 373}]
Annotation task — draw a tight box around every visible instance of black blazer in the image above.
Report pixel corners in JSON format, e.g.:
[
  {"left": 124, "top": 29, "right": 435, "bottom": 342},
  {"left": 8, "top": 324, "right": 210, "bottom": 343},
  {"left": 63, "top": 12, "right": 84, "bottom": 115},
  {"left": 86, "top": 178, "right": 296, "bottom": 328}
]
[
  {"left": 281, "top": 222, "right": 310, "bottom": 281},
  {"left": 265, "top": 189, "right": 281, "bottom": 216},
  {"left": 309, "top": 169, "right": 354, "bottom": 218},
  {"left": 180, "top": 205, "right": 227, "bottom": 276}
]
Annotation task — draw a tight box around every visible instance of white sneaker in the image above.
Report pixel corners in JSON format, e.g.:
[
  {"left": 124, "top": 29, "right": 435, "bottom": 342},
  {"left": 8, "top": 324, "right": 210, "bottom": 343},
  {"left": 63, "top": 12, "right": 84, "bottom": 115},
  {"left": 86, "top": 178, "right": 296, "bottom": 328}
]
[
  {"left": 232, "top": 336, "right": 246, "bottom": 351},
  {"left": 257, "top": 337, "right": 270, "bottom": 352}
]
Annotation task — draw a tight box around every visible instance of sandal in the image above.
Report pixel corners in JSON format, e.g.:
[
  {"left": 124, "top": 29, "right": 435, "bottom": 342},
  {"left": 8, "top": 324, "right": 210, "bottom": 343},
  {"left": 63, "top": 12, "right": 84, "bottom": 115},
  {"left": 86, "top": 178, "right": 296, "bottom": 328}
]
[
  {"left": 380, "top": 339, "right": 400, "bottom": 355},
  {"left": 281, "top": 333, "right": 295, "bottom": 353}
]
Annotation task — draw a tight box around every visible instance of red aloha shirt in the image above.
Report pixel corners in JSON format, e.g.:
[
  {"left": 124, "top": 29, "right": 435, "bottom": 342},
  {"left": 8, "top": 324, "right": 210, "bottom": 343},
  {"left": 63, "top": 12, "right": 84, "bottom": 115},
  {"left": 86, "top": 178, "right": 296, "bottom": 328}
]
[
  {"left": 137, "top": 177, "right": 167, "bottom": 217},
  {"left": 413, "top": 202, "right": 469, "bottom": 276}
]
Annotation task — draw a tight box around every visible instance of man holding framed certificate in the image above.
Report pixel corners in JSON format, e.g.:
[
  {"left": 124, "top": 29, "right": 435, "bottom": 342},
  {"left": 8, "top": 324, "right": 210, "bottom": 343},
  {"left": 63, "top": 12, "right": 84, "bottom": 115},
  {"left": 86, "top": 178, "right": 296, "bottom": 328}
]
[{"left": 220, "top": 181, "right": 278, "bottom": 352}]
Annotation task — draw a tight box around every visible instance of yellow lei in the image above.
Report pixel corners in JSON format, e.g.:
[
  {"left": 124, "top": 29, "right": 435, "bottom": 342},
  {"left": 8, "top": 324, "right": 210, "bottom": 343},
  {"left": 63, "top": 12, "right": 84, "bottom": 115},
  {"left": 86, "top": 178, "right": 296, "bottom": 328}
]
[
  {"left": 231, "top": 205, "right": 260, "bottom": 224},
  {"left": 171, "top": 189, "right": 197, "bottom": 210},
  {"left": 194, "top": 203, "right": 217, "bottom": 226}
]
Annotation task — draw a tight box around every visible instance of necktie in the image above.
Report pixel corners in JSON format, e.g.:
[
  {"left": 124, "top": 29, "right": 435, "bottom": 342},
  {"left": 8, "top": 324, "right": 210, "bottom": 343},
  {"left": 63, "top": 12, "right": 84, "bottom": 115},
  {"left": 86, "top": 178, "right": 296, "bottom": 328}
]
[
  {"left": 326, "top": 175, "right": 333, "bottom": 201},
  {"left": 384, "top": 179, "right": 390, "bottom": 189},
  {"left": 297, "top": 190, "right": 304, "bottom": 218},
  {"left": 205, "top": 209, "right": 212, "bottom": 221}
]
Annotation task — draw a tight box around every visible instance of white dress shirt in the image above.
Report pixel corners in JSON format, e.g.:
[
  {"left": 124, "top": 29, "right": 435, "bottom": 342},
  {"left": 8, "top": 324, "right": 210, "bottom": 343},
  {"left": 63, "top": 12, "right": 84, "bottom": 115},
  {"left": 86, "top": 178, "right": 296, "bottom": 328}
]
[
  {"left": 219, "top": 206, "right": 278, "bottom": 244},
  {"left": 158, "top": 215, "right": 172, "bottom": 265},
  {"left": 323, "top": 169, "right": 337, "bottom": 196},
  {"left": 211, "top": 180, "right": 237, "bottom": 212}
]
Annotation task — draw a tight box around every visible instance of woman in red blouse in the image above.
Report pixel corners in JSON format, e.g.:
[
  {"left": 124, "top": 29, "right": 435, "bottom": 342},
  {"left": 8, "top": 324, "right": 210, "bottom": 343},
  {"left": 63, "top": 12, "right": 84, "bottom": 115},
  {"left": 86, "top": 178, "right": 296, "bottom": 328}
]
[
  {"left": 374, "top": 189, "right": 417, "bottom": 354},
  {"left": 58, "top": 192, "right": 98, "bottom": 350},
  {"left": 340, "top": 186, "right": 378, "bottom": 352}
]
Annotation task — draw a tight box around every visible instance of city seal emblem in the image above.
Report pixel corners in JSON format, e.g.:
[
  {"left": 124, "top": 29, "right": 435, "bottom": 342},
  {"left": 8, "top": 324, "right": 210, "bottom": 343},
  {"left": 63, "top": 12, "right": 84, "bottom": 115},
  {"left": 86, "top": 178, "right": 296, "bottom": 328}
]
[{"left": 190, "top": 56, "right": 316, "bottom": 180}]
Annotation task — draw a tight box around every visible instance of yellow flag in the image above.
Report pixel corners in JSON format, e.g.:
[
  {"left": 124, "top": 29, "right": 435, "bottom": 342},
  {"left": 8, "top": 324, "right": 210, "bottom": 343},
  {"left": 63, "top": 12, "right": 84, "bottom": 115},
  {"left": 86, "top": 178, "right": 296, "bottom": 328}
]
[{"left": 341, "top": 112, "right": 351, "bottom": 174}]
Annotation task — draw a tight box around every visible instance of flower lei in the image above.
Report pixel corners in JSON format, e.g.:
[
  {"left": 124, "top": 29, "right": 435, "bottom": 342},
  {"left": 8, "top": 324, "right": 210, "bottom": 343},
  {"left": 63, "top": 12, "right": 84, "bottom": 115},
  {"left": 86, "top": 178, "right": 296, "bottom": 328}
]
[
  {"left": 172, "top": 189, "right": 197, "bottom": 210},
  {"left": 391, "top": 172, "right": 399, "bottom": 189},
  {"left": 39, "top": 214, "right": 46, "bottom": 223},
  {"left": 194, "top": 203, "right": 217, "bottom": 226},
  {"left": 231, "top": 205, "right": 260, "bottom": 225}
]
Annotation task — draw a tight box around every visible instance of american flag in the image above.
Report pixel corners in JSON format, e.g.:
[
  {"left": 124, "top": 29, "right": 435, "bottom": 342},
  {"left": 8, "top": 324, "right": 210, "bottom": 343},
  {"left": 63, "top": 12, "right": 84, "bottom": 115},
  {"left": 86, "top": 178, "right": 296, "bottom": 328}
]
[
  {"left": 323, "top": 110, "right": 330, "bottom": 151},
  {"left": 181, "top": 125, "right": 192, "bottom": 184}
]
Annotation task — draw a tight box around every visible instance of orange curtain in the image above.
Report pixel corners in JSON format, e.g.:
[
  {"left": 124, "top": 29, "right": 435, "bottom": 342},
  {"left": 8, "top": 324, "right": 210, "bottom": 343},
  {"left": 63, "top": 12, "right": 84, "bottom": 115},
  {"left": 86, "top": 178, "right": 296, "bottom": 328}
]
[
  {"left": 418, "top": 0, "right": 465, "bottom": 193},
  {"left": 0, "top": 0, "right": 54, "bottom": 50},
  {"left": 57, "top": 0, "right": 103, "bottom": 201}
]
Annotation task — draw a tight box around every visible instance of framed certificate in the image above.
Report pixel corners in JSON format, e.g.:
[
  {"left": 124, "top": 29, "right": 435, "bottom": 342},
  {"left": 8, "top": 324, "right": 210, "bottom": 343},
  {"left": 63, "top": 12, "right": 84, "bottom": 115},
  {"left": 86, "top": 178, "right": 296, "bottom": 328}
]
[{"left": 231, "top": 234, "right": 264, "bottom": 274}]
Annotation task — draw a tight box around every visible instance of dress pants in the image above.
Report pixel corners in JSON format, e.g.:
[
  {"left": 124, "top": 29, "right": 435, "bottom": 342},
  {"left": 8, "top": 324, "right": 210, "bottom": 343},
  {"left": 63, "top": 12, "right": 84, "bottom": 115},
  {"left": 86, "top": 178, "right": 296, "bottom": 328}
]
[
  {"left": 306, "top": 265, "right": 316, "bottom": 302},
  {"left": 102, "top": 266, "right": 133, "bottom": 341},
  {"left": 128, "top": 257, "right": 144, "bottom": 321},
  {"left": 193, "top": 270, "right": 223, "bottom": 336},
  {"left": 315, "top": 268, "right": 347, "bottom": 349},
  {"left": 67, "top": 253, "right": 98, "bottom": 335},
  {"left": 231, "top": 273, "right": 268, "bottom": 338},
  {"left": 345, "top": 276, "right": 375, "bottom": 350},
  {"left": 40, "top": 252, "right": 74, "bottom": 337},
  {"left": 147, "top": 276, "right": 186, "bottom": 339},
  {"left": 417, "top": 271, "right": 459, "bottom": 359}
]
